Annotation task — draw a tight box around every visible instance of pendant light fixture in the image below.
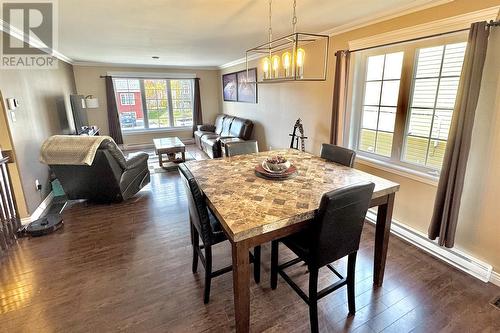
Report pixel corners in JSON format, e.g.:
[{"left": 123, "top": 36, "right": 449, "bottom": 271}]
[{"left": 246, "top": 0, "right": 329, "bottom": 83}]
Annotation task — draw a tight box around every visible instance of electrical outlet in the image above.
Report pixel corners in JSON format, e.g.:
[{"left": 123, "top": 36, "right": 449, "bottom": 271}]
[{"left": 35, "top": 179, "right": 42, "bottom": 191}]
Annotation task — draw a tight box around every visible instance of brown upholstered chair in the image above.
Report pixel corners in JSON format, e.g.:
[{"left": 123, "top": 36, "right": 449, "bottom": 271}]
[
  {"left": 320, "top": 143, "right": 356, "bottom": 167},
  {"left": 224, "top": 140, "right": 259, "bottom": 157},
  {"left": 271, "top": 182, "right": 375, "bottom": 332},
  {"left": 179, "top": 164, "right": 261, "bottom": 303}
]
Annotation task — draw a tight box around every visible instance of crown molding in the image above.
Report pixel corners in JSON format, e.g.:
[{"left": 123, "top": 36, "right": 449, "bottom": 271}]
[
  {"left": 218, "top": 0, "right": 455, "bottom": 69},
  {"left": 218, "top": 53, "right": 262, "bottom": 70},
  {"left": 106, "top": 71, "right": 197, "bottom": 79},
  {"left": 319, "top": 0, "right": 454, "bottom": 37},
  {"left": 72, "top": 61, "right": 219, "bottom": 71},
  {"left": 349, "top": 5, "right": 500, "bottom": 50},
  {"left": 0, "top": 19, "right": 74, "bottom": 65}
]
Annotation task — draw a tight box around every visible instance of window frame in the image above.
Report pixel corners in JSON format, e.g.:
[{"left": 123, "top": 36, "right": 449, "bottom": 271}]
[
  {"left": 113, "top": 77, "right": 194, "bottom": 133},
  {"left": 119, "top": 92, "right": 135, "bottom": 106},
  {"left": 348, "top": 32, "right": 467, "bottom": 176}
]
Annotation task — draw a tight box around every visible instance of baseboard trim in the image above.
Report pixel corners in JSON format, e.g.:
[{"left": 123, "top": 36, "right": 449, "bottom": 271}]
[
  {"left": 123, "top": 143, "right": 155, "bottom": 150},
  {"left": 20, "top": 191, "right": 54, "bottom": 225},
  {"left": 490, "top": 271, "right": 500, "bottom": 287},
  {"left": 365, "top": 209, "right": 493, "bottom": 283}
]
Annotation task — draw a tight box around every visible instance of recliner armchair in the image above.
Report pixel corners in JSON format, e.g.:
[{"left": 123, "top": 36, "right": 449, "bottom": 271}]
[{"left": 50, "top": 139, "right": 150, "bottom": 203}]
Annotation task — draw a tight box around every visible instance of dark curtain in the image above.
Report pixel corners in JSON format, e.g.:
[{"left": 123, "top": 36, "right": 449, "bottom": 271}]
[
  {"left": 428, "top": 22, "right": 490, "bottom": 247},
  {"left": 330, "top": 50, "right": 350, "bottom": 145},
  {"left": 192, "top": 78, "right": 203, "bottom": 136},
  {"left": 105, "top": 76, "right": 123, "bottom": 144}
]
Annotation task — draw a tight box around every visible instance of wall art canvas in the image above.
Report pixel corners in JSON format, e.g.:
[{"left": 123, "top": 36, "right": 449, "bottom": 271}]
[
  {"left": 236, "top": 68, "right": 257, "bottom": 103},
  {"left": 222, "top": 73, "right": 238, "bottom": 101}
]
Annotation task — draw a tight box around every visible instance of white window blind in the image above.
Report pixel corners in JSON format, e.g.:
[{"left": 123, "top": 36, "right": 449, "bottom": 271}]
[{"left": 403, "top": 42, "right": 467, "bottom": 169}]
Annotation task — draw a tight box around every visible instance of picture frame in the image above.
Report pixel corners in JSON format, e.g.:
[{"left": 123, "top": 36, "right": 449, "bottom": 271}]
[
  {"left": 222, "top": 68, "right": 258, "bottom": 103},
  {"left": 236, "top": 68, "right": 257, "bottom": 103},
  {"left": 222, "top": 73, "right": 238, "bottom": 101}
]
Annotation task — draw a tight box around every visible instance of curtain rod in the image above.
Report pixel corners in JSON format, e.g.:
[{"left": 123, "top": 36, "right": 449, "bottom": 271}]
[
  {"left": 487, "top": 19, "right": 500, "bottom": 27},
  {"left": 348, "top": 20, "right": 499, "bottom": 54}
]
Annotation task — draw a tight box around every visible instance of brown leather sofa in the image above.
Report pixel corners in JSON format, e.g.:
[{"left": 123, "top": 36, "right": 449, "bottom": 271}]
[{"left": 194, "top": 115, "right": 254, "bottom": 158}]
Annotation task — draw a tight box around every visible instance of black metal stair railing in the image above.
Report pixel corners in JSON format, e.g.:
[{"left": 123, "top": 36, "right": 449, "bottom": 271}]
[{"left": 0, "top": 156, "right": 21, "bottom": 255}]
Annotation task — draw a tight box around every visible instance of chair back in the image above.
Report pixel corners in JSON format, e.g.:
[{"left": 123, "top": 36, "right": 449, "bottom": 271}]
[
  {"left": 310, "top": 182, "right": 374, "bottom": 267},
  {"left": 50, "top": 148, "right": 124, "bottom": 202},
  {"left": 214, "top": 115, "right": 226, "bottom": 135},
  {"left": 225, "top": 140, "right": 259, "bottom": 157},
  {"left": 320, "top": 144, "right": 356, "bottom": 167},
  {"left": 179, "top": 164, "right": 213, "bottom": 245},
  {"left": 228, "top": 117, "right": 254, "bottom": 140}
]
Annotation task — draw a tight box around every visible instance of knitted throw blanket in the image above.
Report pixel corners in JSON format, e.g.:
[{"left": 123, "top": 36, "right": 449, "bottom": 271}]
[{"left": 40, "top": 135, "right": 114, "bottom": 166}]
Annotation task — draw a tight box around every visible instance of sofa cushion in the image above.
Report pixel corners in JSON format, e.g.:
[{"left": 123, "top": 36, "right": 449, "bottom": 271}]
[
  {"left": 214, "top": 115, "right": 226, "bottom": 135},
  {"left": 194, "top": 130, "right": 214, "bottom": 148},
  {"left": 201, "top": 135, "right": 221, "bottom": 159},
  {"left": 229, "top": 117, "right": 254, "bottom": 140},
  {"left": 221, "top": 117, "right": 234, "bottom": 137},
  {"left": 201, "top": 134, "right": 219, "bottom": 146},
  {"left": 194, "top": 130, "right": 213, "bottom": 140}
]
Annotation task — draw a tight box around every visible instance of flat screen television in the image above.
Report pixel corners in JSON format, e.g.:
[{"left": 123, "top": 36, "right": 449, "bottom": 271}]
[{"left": 69, "top": 94, "right": 89, "bottom": 134}]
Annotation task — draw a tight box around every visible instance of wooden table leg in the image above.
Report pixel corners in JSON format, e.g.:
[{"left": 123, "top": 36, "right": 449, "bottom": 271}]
[
  {"left": 158, "top": 153, "right": 163, "bottom": 167},
  {"left": 373, "top": 193, "right": 395, "bottom": 287},
  {"left": 232, "top": 240, "right": 250, "bottom": 333},
  {"left": 181, "top": 150, "right": 186, "bottom": 162}
]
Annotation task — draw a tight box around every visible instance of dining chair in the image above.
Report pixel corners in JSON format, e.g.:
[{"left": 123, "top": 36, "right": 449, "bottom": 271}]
[
  {"left": 179, "top": 164, "right": 261, "bottom": 304},
  {"left": 224, "top": 140, "right": 259, "bottom": 157},
  {"left": 320, "top": 143, "right": 356, "bottom": 167},
  {"left": 270, "top": 182, "right": 375, "bottom": 333}
]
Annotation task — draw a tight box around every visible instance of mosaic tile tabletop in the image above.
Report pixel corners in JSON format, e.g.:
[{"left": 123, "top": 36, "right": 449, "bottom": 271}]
[{"left": 184, "top": 149, "right": 400, "bottom": 242}]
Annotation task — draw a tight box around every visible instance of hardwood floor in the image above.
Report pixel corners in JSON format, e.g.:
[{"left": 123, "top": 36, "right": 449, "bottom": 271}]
[{"left": 0, "top": 170, "right": 499, "bottom": 332}]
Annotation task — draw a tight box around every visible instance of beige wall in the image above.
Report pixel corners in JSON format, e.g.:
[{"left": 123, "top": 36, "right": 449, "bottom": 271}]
[
  {"left": 220, "top": 40, "right": 331, "bottom": 154},
  {"left": 220, "top": 0, "right": 500, "bottom": 272},
  {"left": 0, "top": 92, "right": 28, "bottom": 218},
  {"left": 0, "top": 55, "right": 76, "bottom": 216},
  {"left": 73, "top": 65, "right": 220, "bottom": 145},
  {"left": 455, "top": 28, "right": 500, "bottom": 271}
]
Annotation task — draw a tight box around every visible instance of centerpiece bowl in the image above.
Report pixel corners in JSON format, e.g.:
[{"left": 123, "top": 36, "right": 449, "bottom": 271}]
[
  {"left": 255, "top": 155, "right": 297, "bottom": 180},
  {"left": 262, "top": 155, "right": 291, "bottom": 173}
]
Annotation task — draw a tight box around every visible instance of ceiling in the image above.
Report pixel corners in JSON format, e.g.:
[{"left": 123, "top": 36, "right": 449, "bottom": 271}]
[{"left": 57, "top": 0, "right": 447, "bottom": 68}]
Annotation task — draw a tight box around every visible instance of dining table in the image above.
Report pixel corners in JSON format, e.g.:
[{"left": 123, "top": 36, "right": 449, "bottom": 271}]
[{"left": 184, "top": 149, "right": 400, "bottom": 333}]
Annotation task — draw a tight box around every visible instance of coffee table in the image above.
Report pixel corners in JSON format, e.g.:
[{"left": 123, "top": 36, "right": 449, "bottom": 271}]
[{"left": 153, "top": 137, "right": 186, "bottom": 167}]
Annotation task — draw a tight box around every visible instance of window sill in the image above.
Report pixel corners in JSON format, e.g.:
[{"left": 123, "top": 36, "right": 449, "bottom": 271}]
[
  {"left": 355, "top": 154, "right": 439, "bottom": 187},
  {"left": 122, "top": 127, "right": 192, "bottom": 135}
]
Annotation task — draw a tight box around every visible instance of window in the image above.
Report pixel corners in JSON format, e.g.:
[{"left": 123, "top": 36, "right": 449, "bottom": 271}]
[
  {"left": 120, "top": 93, "right": 135, "bottom": 106},
  {"left": 403, "top": 43, "right": 466, "bottom": 169},
  {"left": 351, "top": 35, "right": 467, "bottom": 174},
  {"left": 359, "top": 52, "right": 403, "bottom": 157},
  {"left": 113, "top": 77, "right": 194, "bottom": 131}
]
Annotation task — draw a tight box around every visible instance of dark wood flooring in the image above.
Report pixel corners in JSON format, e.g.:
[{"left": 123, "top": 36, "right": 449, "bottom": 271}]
[{"left": 1, "top": 171, "right": 499, "bottom": 332}]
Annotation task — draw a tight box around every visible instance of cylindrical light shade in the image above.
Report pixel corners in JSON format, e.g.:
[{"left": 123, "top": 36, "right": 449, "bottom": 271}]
[{"left": 85, "top": 96, "right": 99, "bottom": 108}]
